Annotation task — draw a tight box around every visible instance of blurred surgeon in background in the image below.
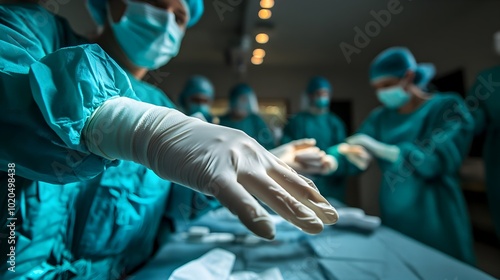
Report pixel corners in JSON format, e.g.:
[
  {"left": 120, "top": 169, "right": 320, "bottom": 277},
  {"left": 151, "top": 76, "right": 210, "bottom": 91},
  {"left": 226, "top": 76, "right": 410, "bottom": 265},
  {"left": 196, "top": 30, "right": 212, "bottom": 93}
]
[
  {"left": 282, "top": 77, "right": 350, "bottom": 202},
  {"left": 179, "top": 75, "right": 218, "bottom": 123},
  {"left": 334, "top": 47, "right": 475, "bottom": 264},
  {"left": 220, "top": 83, "right": 275, "bottom": 149},
  {"left": 467, "top": 31, "right": 500, "bottom": 242},
  {"left": 89, "top": 0, "right": 192, "bottom": 108},
  {"left": 0, "top": 0, "right": 339, "bottom": 279}
]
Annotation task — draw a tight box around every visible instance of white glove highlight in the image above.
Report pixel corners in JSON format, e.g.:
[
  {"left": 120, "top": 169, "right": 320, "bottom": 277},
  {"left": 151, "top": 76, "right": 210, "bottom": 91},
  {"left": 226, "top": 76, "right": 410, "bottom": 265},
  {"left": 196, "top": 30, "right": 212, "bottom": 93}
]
[
  {"left": 346, "top": 134, "right": 400, "bottom": 163},
  {"left": 84, "top": 97, "right": 338, "bottom": 239}
]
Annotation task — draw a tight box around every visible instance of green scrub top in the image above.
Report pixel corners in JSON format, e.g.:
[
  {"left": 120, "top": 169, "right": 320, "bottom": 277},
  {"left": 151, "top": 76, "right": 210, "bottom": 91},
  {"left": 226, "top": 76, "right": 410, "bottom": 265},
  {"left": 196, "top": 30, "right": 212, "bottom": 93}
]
[{"left": 349, "top": 93, "right": 476, "bottom": 265}]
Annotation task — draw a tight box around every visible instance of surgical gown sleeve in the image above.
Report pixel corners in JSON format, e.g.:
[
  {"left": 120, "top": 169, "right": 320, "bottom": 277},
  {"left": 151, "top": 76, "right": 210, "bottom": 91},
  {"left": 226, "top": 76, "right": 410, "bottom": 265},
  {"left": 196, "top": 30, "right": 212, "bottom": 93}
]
[
  {"left": 377, "top": 96, "right": 473, "bottom": 179},
  {"left": 0, "top": 5, "right": 138, "bottom": 184}
]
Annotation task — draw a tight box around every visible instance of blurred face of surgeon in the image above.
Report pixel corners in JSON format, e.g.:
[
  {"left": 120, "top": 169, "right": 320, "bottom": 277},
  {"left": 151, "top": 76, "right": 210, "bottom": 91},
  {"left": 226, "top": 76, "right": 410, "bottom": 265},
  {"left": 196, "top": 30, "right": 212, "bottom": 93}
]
[
  {"left": 372, "top": 71, "right": 423, "bottom": 113},
  {"left": 310, "top": 89, "right": 330, "bottom": 111},
  {"left": 187, "top": 94, "right": 212, "bottom": 116},
  {"left": 99, "top": 0, "right": 188, "bottom": 78}
]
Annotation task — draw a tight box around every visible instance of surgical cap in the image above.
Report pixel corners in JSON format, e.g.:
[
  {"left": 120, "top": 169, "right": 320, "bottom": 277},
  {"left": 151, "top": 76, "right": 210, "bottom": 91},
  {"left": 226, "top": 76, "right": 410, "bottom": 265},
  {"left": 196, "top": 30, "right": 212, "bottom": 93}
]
[
  {"left": 87, "top": 0, "right": 204, "bottom": 28},
  {"left": 369, "top": 47, "right": 417, "bottom": 83},
  {"left": 179, "top": 75, "right": 214, "bottom": 107},
  {"left": 414, "top": 63, "right": 436, "bottom": 89},
  {"left": 229, "top": 83, "right": 254, "bottom": 99},
  {"left": 306, "top": 76, "right": 332, "bottom": 95}
]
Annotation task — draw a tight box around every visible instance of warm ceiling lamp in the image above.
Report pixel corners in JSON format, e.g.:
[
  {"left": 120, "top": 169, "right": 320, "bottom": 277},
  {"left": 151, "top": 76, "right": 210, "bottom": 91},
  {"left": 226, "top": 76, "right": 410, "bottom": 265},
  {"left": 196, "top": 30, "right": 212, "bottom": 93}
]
[
  {"left": 258, "top": 9, "right": 272, "bottom": 20},
  {"left": 253, "top": 48, "right": 266, "bottom": 58},
  {"left": 260, "top": 0, "right": 274, "bottom": 9},
  {"left": 251, "top": 56, "right": 264, "bottom": 65},
  {"left": 255, "top": 33, "right": 269, "bottom": 44}
]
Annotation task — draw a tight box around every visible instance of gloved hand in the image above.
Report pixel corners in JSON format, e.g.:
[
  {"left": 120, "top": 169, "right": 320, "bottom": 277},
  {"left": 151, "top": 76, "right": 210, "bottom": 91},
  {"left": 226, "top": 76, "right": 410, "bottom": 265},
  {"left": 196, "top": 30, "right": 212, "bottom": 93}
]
[
  {"left": 270, "top": 139, "right": 338, "bottom": 175},
  {"left": 337, "top": 143, "right": 372, "bottom": 170},
  {"left": 84, "top": 97, "right": 338, "bottom": 239},
  {"left": 346, "top": 134, "right": 400, "bottom": 163}
]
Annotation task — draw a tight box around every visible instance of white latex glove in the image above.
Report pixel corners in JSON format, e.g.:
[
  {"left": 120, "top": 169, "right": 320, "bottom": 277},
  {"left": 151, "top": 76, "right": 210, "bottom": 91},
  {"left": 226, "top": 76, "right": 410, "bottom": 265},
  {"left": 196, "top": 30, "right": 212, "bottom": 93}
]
[
  {"left": 169, "top": 249, "right": 235, "bottom": 280},
  {"left": 84, "top": 97, "right": 338, "bottom": 239},
  {"left": 335, "top": 208, "right": 381, "bottom": 231},
  {"left": 346, "top": 134, "right": 400, "bottom": 163},
  {"left": 294, "top": 148, "right": 338, "bottom": 175},
  {"left": 229, "top": 268, "right": 284, "bottom": 280},
  {"left": 169, "top": 249, "right": 283, "bottom": 280},
  {"left": 270, "top": 139, "right": 338, "bottom": 175},
  {"left": 337, "top": 143, "right": 372, "bottom": 170}
]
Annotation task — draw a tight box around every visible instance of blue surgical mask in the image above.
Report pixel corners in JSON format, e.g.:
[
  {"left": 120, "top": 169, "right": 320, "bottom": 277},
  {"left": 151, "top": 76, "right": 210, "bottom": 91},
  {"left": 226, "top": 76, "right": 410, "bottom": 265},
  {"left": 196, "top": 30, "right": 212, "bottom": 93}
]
[
  {"left": 109, "top": 0, "right": 185, "bottom": 69},
  {"left": 188, "top": 103, "right": 210, "bottom": 116},
  {"left": 314, "top": 96, "right": 330, "bottom": 109},
  {"left": 376, "top": 86, "right": 411, "bottom": 109}
]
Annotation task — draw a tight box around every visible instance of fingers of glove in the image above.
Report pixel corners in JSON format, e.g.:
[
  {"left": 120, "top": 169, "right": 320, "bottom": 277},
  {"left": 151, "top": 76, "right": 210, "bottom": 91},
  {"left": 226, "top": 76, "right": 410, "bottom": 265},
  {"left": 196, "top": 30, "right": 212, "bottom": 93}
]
[
  {"left": 267, "top": 164, "right": 338, "bottom": 225},
  {"left": 320, "top": 155, "right": 338, "bottom": 174},
  {"left": 298, "top": 174, "right": 320, "bottom": 193},
  {"left": 349, "top": 145, "right": 372, "bottom": 159},
  {"left": 239, "top": 171, "right": 325, "bottom": 234},
  {"left": 298, "top": 159, "right": 324, "bottom": 168},
  {"left": 213, "top": 179, "right": 275, "bottom": 240},
  {"left": 339, "top": 144, "right": 369, "bottom": 158},
  {"left": 295, "top": 147, "right": 324, "bottom": 162},
  {"left": 346, "top": 154, "right": 370, "bottom": 170},
  {"left": 346, "top": 134, "right": 374, "bottom": 148},
  {"left": 290, "top": 138, "right": 317, "bottom": 151}
]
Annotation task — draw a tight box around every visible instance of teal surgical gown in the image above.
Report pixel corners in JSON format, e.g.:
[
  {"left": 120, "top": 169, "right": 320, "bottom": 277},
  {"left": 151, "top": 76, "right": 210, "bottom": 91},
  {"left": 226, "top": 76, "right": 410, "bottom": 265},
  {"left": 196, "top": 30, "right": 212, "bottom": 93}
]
[
  {"left": 468, "top": 66, "right": 500, "bottom": 241},
  {"left": 0, "top": 4, "right": 210, "bottom": 279},
  {"left": 341, "top": 93, "right": 475, "bottom": 264},
  {"left": 281, "top": 112, "right": 348, "bottom": 201},
  {"left": 219, "top": 113, "right": 275, "bottom": 150}
]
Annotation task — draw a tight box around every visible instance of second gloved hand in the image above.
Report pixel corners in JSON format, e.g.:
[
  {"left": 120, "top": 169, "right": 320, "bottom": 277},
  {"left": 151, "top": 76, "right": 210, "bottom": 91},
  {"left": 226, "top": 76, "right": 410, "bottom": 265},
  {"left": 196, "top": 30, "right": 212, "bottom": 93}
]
[
  {"left": 84, "top": 97, "right": 339, "bottom": 240},
  {"left": 336, "top": 143, "right": 372, "bottom": 170},
  {"left": 346, "top": 134, "right": 400, "bottom": 163},
  {"left": 270, "top": 139, "right": 338, "bottom": 175}
]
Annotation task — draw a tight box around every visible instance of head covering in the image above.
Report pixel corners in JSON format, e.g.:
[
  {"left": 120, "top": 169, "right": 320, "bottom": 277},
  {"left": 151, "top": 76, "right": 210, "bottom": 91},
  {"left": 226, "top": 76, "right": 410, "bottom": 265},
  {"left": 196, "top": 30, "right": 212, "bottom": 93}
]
[
  {"left": 414, "top": 63, "right": 436, "bottom": 90},
  {"left": 369, "top": 47, "right": 417, "bottom": 84},
  {"left": 306, "top": 76, "right": 332, "bottom": 95},
  {"left": 179, "top": 75, "right": 214, "bottom": 108},
  {"left": 229, "top": 83, "right": 259, "bottom": 114},
  {"left": 87, "top": 0, "right": 203, "bottom": 28}
]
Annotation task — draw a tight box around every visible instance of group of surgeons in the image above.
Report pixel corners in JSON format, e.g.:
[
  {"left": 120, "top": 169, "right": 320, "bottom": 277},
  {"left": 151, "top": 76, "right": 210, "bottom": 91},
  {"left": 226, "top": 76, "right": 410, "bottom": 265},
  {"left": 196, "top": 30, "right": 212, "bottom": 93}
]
[{"left": 0, "top": 0, "right": 498, "bottom": 279}]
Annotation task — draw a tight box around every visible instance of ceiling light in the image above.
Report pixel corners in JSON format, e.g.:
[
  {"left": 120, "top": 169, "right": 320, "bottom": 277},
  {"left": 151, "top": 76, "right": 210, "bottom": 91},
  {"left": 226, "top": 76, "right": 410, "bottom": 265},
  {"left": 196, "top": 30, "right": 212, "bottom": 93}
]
[
  {"left": 253, "top": 48, "right": 266, "bottom": 58},
  {"left": 260, "top": 0, "right": 274, "bottom": 9},
  {"left": 251, "top": 56, "right": 264, "bottom": 65},
  {"left": 255, "top": 33, "right": 269, "bottom": 44},
  {"left": 258, "top": 9, "right": 272, "bottom": 20}
]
